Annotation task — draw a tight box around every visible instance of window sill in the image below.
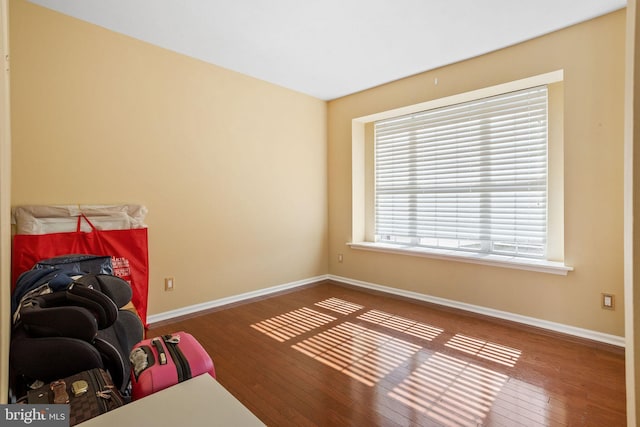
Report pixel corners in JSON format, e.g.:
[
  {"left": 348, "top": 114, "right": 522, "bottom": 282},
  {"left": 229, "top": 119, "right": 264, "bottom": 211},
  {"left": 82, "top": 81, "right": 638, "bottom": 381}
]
[{"left": 347, "top": 242, "right": 573, "bottom": 276}]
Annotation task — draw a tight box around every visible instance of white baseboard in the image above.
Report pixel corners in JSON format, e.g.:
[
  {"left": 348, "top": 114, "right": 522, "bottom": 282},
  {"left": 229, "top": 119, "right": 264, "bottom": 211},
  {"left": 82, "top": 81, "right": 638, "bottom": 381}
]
[
  {"left": 147, "top": 275, "right": 329, "bottom": 324},
  {"left": 328, "top": 274, "right": 625, "bottom": 348},
  {"left": 148, "top": 273, "right": 625, "bottom": 348}
]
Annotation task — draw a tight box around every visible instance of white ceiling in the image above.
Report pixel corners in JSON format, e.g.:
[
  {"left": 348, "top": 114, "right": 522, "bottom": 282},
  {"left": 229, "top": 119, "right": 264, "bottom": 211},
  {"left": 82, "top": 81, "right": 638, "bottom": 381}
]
[{"left": 27, "top": 0, "right": 626, "bottom": 100}]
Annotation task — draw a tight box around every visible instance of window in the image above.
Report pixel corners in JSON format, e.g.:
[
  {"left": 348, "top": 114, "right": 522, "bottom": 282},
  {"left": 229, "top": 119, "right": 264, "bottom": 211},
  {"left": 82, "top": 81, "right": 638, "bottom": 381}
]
[
  {"left": 349, "top": 71, "right": 571, "bottom": 274},
  {"left": 374, "top": 86, "right": 548, "bottom": 259}
]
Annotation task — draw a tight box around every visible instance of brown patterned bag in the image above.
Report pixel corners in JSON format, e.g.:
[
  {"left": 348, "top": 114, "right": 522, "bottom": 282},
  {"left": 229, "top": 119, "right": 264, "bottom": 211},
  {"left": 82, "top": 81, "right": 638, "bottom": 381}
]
[{"left": 27, "top": 368, "right": 125, "bottom": 426}]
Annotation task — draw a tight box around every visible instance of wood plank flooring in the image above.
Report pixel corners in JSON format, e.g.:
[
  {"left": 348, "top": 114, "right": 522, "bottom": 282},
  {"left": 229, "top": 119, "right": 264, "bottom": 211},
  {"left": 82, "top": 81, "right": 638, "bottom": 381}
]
[{"left": 147, "top": 280, "right": 626, "bottom": 426}]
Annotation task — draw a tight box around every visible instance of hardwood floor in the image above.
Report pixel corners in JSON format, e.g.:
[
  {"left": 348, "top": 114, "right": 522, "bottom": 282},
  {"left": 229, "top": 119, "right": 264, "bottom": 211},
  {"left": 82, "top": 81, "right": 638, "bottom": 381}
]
[{"left": 147, "top": 280, "right": 626, "bottom": 427}]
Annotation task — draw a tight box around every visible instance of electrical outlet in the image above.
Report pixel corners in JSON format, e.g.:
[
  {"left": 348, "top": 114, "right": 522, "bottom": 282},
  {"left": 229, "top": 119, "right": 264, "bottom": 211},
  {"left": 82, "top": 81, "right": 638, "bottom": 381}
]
[
  {"left": 165, "top": 277, "right": 175, "bottom": 292},
  {"left": 602, "top": 293, "right": 614, "bottom": 310}
]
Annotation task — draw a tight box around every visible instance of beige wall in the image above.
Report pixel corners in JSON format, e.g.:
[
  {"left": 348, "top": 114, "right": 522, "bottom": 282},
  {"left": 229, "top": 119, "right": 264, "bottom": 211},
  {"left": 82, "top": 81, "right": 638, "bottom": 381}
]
[
  {"left": 9, "top": 0, "right": 328, "bottom": 315},
  {"left": 328, "top": 10, "right": 626, "bottom": 336}
]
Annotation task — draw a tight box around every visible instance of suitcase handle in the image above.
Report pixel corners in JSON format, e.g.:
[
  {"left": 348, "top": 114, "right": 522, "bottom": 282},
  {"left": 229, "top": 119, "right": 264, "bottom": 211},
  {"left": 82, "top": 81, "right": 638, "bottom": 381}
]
[
  {"left": 163, "top": 334, "right": 191, "bottom": 382},
  {"left": 152, "top": 338, "right": 167, "bottom": 365}
]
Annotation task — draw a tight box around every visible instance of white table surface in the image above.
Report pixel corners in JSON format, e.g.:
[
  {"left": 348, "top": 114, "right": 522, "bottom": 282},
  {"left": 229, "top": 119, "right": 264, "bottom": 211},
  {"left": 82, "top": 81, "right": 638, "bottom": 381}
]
[{"left": 79, "top": 374, "right": 265, "bottom": 426}]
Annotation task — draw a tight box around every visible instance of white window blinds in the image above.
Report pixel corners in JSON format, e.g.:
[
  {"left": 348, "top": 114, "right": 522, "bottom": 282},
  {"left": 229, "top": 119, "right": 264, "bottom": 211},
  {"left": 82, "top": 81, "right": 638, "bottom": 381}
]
[{"left": 374, "top": 85, "right": 548, "bottom": 259}]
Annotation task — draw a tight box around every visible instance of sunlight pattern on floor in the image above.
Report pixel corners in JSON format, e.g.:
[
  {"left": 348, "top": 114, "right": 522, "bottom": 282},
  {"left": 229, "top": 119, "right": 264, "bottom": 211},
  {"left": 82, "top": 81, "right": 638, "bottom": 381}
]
[
  {"left": 250, "top": 307, "right": 336, "bottom": 342},
  {"left": 389, "top": 352, "right": 509, "bottom": 427},
  {"left": 357, "top": 309, "right": 444, "bottom": 341},
  {"left": 292, "top": 321, "right": 421, "bottom": 386},
  {"left": 445, "top": 334, "right": 522, "bottom": 367},
  {"left": 314, "top": 297, "right": 364, "bottom": 315}
]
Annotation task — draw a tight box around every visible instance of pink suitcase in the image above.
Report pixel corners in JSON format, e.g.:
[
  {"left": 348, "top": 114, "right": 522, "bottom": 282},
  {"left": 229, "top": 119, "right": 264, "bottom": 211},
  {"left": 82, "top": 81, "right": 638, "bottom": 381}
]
[{"left": 129, "top": 331, "right": 216, "bottom": 400}]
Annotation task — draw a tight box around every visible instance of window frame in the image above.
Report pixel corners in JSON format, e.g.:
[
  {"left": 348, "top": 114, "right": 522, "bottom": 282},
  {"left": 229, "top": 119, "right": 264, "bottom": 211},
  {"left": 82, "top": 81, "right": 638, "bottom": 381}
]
[{"left": 348, "top": 71, "right": 572, "bottom": 275}]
